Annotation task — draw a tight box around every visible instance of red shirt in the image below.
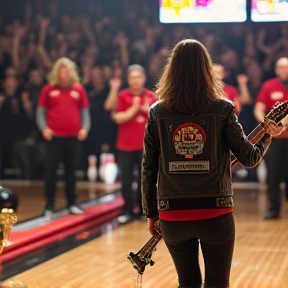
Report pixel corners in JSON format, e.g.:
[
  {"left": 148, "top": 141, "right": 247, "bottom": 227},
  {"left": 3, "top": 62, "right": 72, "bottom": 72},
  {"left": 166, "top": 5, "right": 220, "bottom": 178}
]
[
  {"left": 256, "top": 78, "right": 288, "bottom": 113},
  {"left": 224, "top": 84, "right": 241, "bottom": 115},
  {"left": 115, "top": 89, "right": 156, "bottom": 151},
  {"left": 159, "top": 208, "right": 233, "bottom": 221},
  {"left": 224, "top": 84, "right": 238, "bottom": 102},
  {"left": 38, "top": 83, "right": 89, "bottom": 137},
  {"left": 256, "top": 78, "right": 288, "bottom": 138}
]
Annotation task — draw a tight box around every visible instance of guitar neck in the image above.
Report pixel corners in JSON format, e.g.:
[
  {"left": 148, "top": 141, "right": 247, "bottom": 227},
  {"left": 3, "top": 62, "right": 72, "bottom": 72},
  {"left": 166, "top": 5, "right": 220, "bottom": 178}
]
[{"left": 231, "top": 122, "right": 266, "bottom": 167}]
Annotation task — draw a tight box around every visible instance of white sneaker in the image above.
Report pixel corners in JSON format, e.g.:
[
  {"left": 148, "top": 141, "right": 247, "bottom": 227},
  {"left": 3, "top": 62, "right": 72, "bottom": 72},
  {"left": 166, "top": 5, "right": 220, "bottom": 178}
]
[
  {"left": 43, "top": 209, "right": 53, "bottom": 221},
  {"left": 118, "top": 214, "right": 131, "bottom": 224},
  {"left": 69, "top": 205, "right": 83, "bottom": 215}
]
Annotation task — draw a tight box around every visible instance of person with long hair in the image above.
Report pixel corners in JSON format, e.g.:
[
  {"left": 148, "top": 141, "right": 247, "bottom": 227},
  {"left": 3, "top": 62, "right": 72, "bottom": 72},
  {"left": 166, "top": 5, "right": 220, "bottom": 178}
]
[
  {"left": 141, "top": 39, "right": 282, "bottom": 288},
  {"left": 36, "top": 57, "right": 90, "bottom": 219}
]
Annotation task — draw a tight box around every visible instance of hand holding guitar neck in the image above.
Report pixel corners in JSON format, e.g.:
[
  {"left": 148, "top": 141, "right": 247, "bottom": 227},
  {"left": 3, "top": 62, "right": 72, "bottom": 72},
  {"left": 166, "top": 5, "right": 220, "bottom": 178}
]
[
  {"left": 231, "top": 101, "right": 288, "bottom": 166},
  {"left": 263, "top": 118, "right": 286, "bottom": 138},
  {"left": 127, "top": 220, "right": 162, "bottom": 275}
]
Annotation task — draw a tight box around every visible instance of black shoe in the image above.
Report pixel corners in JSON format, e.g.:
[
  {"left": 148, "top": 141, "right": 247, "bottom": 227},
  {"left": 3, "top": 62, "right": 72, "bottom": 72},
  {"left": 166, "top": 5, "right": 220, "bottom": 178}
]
[{"left": 264, "top": 211, "right": 280, "bottom": 220}]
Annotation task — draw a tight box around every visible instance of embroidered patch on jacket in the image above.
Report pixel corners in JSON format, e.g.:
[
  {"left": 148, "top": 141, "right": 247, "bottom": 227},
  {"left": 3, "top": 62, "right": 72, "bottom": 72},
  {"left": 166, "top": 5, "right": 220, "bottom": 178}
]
[
  {"left": 169, "top": 161, "right": 210, "bottom": 172},
  {"left": 173, "top": 122, "right": 206, "bottom": 159}
]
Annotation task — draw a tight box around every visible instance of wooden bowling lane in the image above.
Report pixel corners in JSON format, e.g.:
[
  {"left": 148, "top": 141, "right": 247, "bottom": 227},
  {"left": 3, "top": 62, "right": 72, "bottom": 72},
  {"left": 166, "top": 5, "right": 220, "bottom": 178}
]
[
  {"left": 3, "top": 189, "right": 288, "bottom": 288},
  {"left": 2, "top": 220, "right": 178, "bottom": 288}
]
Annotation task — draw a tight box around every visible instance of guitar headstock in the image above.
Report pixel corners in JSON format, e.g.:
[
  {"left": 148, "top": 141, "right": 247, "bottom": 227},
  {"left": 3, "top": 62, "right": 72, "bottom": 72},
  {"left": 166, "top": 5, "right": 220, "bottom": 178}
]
[{"left": 265, "top": 101, "right": 288, "bottom": 126}]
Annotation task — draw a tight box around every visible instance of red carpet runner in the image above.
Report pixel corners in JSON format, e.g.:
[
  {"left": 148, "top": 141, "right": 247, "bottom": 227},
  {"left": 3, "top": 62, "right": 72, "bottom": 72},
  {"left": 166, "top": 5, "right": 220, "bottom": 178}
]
[{"left": 2, "top": 197, "right": 124, "bottom": 262}]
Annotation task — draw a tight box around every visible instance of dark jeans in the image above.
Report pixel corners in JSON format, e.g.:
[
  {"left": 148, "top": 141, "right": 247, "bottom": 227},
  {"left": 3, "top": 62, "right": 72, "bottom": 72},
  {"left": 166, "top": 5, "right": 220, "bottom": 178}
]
[
  {"left": 160, "top": 213, "right": 235, "bottom": 288},
  {"left": 117, "top": 149, "right": 143, "bottom": 216},
  {"left": 265, "top": 138, "right": 288, "bottom": 213},
  {"left": 44, "top": 136, "right": 80, "bottom": 209}
]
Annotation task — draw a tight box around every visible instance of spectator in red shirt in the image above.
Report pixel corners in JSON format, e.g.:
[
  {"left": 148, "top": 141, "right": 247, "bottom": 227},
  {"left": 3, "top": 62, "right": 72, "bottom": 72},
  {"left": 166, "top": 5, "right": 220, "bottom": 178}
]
[
  {"left": 112, "top": 64, "right": 156, "bottom": 224},
  {"left": 254, "top": 57, "right": 288, "bottom": 220},
  {"left": 36, "top": 57, "right": 90, "bottom": 220}
]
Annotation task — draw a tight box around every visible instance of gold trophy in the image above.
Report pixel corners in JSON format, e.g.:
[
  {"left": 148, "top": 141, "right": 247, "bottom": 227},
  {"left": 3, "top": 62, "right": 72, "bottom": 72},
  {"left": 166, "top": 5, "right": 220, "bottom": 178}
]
[
  {"left": 0, "top": 208, "right": 17, "bottom": 252},
  {"left": 0, "top": 209, "right": 27, "bottom": 288}
]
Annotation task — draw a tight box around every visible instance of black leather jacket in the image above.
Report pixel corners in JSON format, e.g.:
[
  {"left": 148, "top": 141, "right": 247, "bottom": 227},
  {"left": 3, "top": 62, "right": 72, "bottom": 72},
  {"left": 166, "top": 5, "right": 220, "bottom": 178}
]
[{"left": 142, "top": 99, "right": 270, "bottom": 218}]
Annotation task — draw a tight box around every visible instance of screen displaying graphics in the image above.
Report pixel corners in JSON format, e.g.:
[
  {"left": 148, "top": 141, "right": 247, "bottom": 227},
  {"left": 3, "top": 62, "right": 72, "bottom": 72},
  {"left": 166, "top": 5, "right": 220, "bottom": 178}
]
[
  {"left": 251, "top": 0, "right": 288, "bottom": 22},
  {"left": 159, "top": 0, "right": 247, "bottom": 23}
]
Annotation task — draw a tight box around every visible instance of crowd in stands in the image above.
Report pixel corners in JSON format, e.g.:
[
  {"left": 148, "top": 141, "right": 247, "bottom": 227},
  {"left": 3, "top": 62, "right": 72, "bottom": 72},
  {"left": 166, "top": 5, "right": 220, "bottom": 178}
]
[{"left": 0, "top": 0, "right": 288, "bottom": 180}]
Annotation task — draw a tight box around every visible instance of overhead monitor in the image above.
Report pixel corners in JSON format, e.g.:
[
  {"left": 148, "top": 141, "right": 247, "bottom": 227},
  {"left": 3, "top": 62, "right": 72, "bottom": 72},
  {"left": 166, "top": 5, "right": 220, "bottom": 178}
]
[
  {"left": 159, "top": 0, "right": 247, "bottom": 23},
  {"left": 251, "top": 0, "right": 288, "bottom": 22}
]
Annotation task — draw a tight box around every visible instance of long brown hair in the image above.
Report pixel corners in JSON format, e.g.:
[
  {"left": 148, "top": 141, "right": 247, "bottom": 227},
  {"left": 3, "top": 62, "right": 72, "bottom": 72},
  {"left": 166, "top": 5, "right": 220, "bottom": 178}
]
[
  {"left": 155, "top": 39, "right": 223, "bottom": 113},
  {"left": 47, "top": 57, "right": 80, "bottom": 87}
]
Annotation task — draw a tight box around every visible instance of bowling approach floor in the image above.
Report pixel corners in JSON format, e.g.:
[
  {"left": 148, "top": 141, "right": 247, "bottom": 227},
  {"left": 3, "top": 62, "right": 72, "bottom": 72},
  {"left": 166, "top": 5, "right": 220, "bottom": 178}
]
[{"left": 0, "top": 180, "right": 288, "bottom": 287}]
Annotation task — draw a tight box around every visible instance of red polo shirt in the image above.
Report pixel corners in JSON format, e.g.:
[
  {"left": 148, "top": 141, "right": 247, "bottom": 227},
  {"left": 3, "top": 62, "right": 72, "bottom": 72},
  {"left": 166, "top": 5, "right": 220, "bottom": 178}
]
[
  {"left": 224, "top": 84, "right": 238, "bottom": 102},
  {"left": 256, "top": 78, "right": 288, "bottom": 112},
  {"left": 256, "top": 78, "right": 288, "bottom": 138},
  {"left": 115, "top": 88, "right": 156, "bottom": 151},
  {"left": 38, "top": 83, "right": 89, "bottom": 137}
]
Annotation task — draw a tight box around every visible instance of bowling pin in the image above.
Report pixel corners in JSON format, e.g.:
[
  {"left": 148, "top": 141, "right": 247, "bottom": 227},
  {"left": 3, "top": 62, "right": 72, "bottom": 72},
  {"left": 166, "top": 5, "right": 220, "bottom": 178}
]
[
  {"left": 102, "top": 153, "right": 118, "bottom": 184},
  {"left": 103, "top": 162, "right": 118, "bottom": 184},
  {"left": 99, "top": 153, "right": 108, "bottom": 181},
  {"left": 87, "top": 155, "right": 97, "bottom": 182}
]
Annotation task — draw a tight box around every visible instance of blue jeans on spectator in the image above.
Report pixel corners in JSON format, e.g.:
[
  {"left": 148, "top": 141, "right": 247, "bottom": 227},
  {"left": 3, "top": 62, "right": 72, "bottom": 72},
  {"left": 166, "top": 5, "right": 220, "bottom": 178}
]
[{"left": 160, "top": 213, "right": 235, "bottom": 288}]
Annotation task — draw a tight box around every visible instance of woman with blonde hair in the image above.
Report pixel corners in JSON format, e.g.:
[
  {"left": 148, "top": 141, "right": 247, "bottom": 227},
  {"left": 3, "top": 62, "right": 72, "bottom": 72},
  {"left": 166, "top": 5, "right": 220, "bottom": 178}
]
[
  {"left": 141, "top": 39, "right": 280, "bottom": 287},
  {"left": 36, "top": 57, "right": 90, "bottom": 219}
]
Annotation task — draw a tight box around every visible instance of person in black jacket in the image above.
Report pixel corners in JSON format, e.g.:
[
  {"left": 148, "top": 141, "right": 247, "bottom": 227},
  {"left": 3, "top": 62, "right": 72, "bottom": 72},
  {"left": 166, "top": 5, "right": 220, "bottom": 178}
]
[{"left": 141, "top": 39, "right": 283, "bottom": 288}]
